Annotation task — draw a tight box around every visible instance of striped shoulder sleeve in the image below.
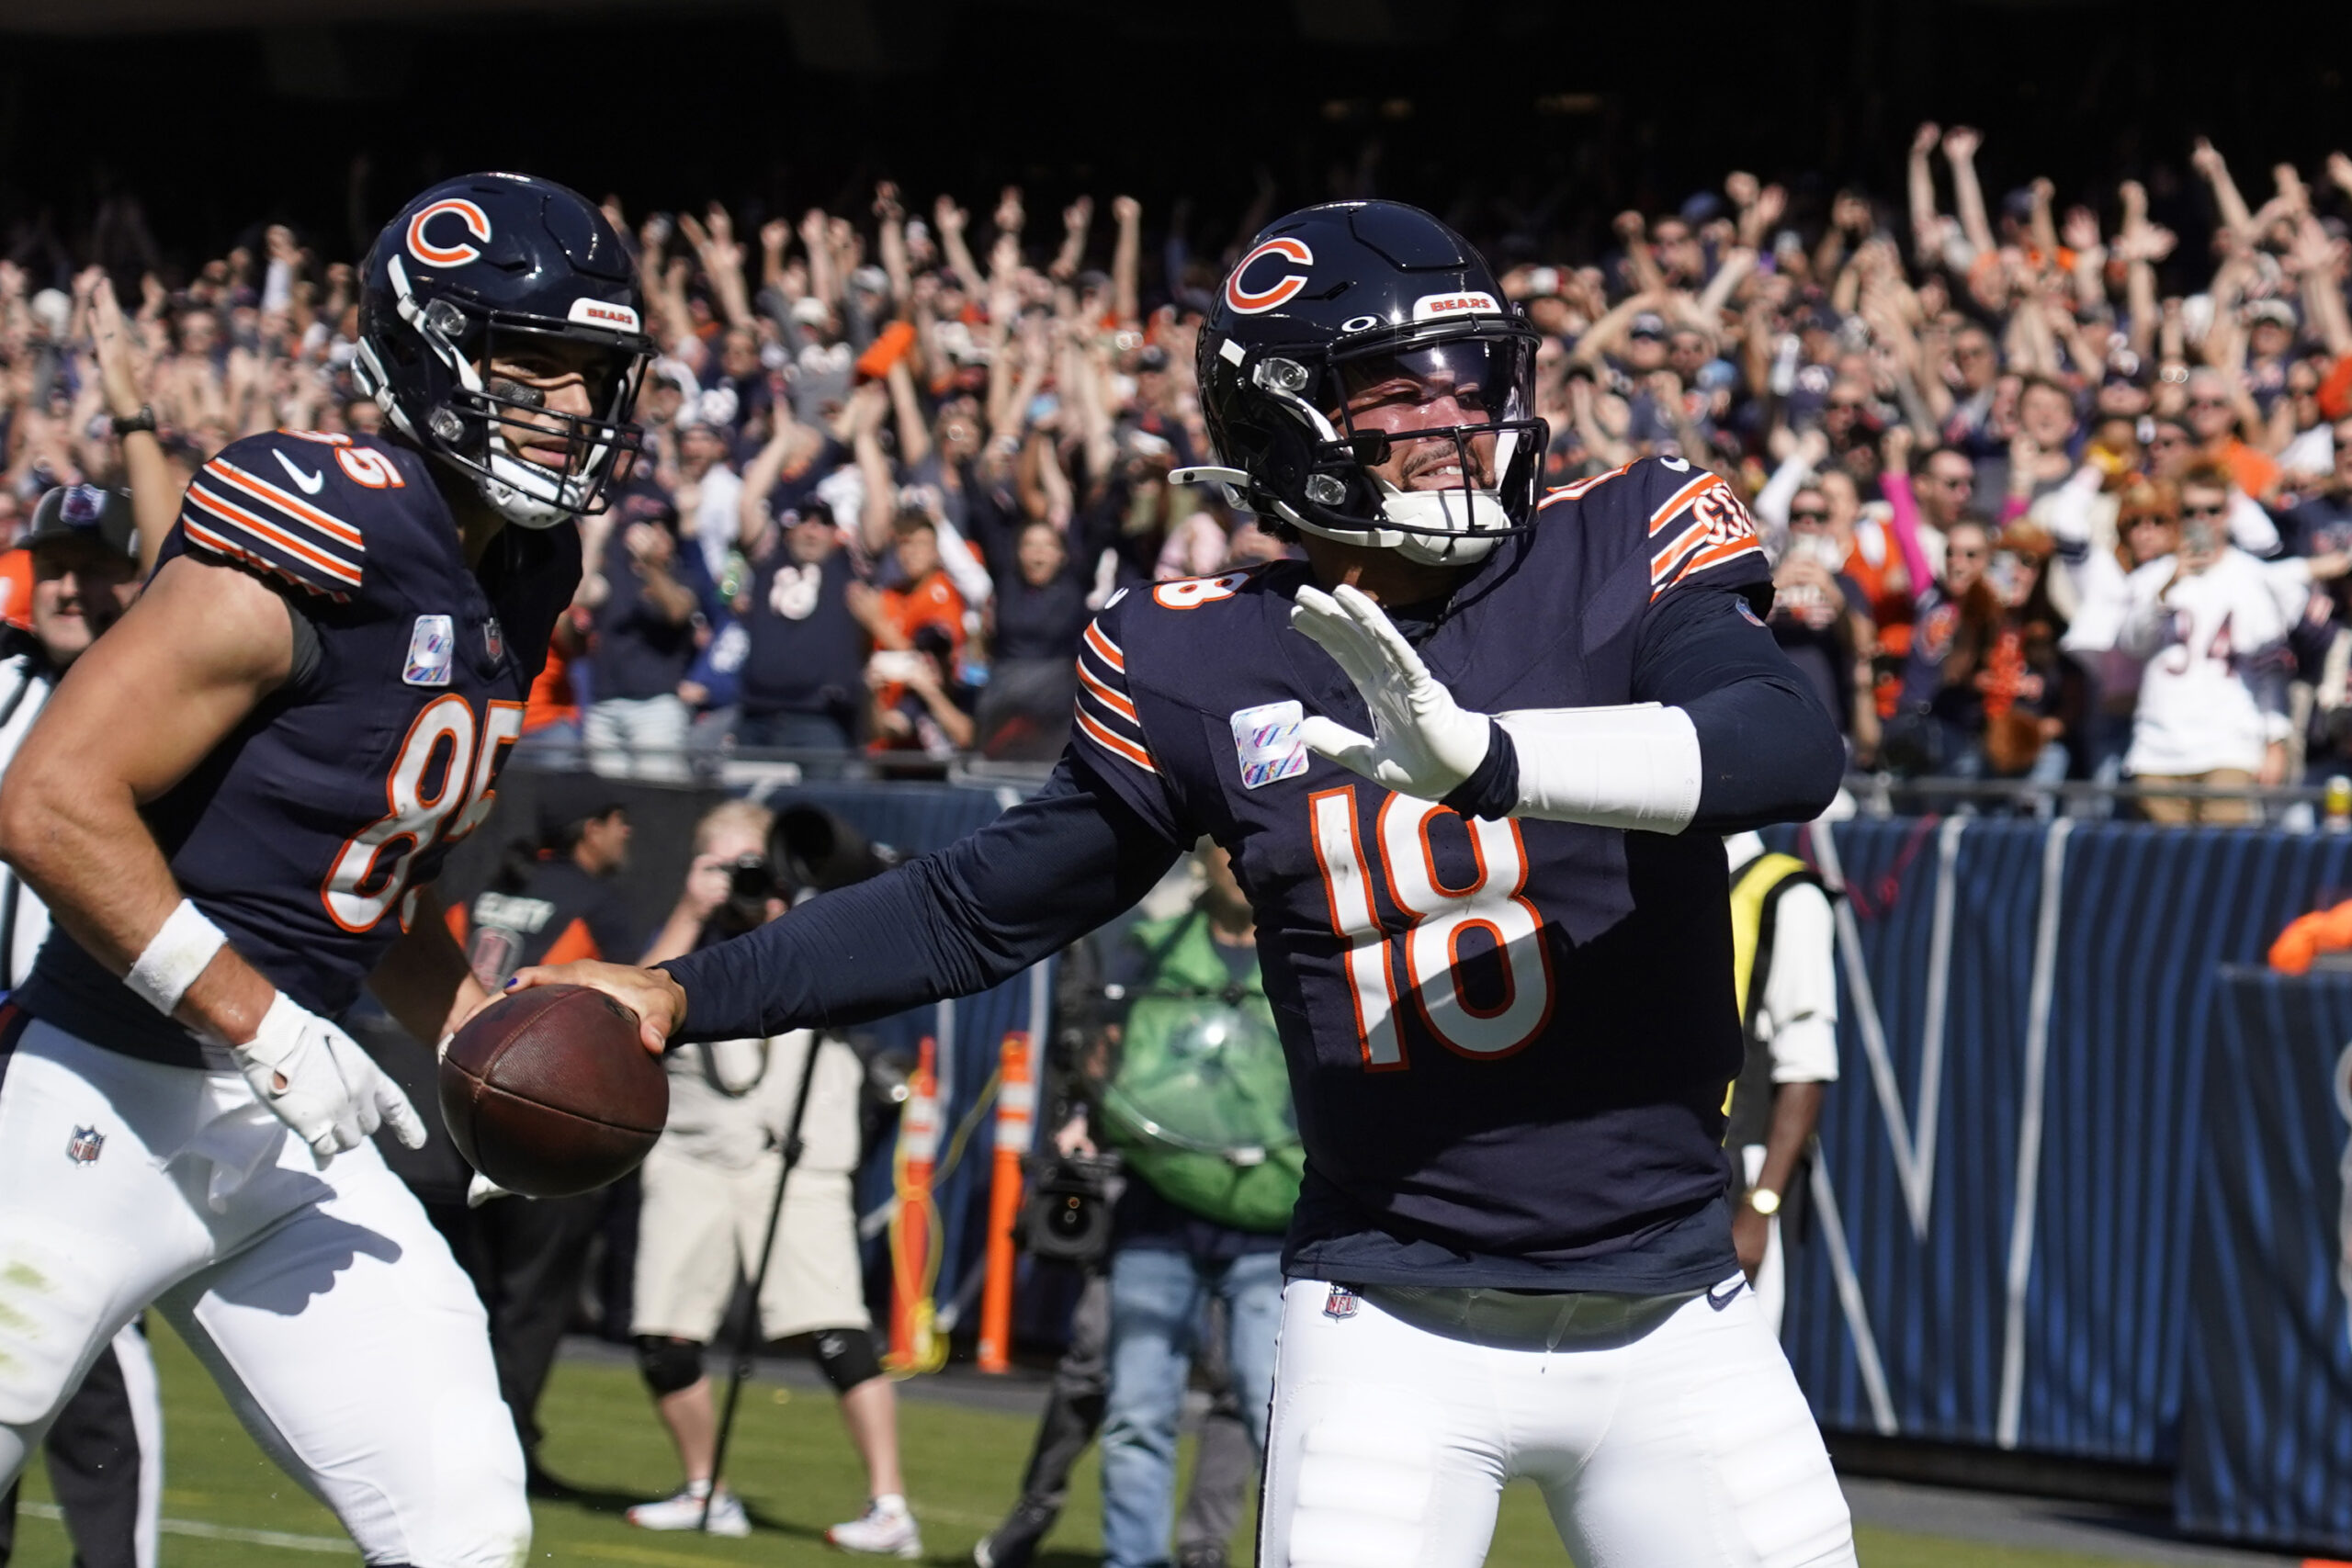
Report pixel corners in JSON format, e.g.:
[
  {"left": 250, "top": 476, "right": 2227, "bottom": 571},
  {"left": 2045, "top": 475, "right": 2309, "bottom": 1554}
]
[
  {"left": 1639, "top": 459, "right": 1766, "bottom": 604},
  {"left": 179, "top": 436, "right": 368, "bottom": 601},
  {"left": 1073, "top": 601, "right": 1158, "bottom": 778},
  {"left": 1068, "top": 590, "right": 1191, "bottom": 843}
]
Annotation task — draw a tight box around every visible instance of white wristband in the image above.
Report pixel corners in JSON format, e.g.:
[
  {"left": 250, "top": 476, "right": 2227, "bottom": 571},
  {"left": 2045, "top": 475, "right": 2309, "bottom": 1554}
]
[
  {"left": 127, "top": 898, "right": 229, "bottom": 1019},
  {"left": 1495, "top": 703, "right": 1703, "bottom": 833}
]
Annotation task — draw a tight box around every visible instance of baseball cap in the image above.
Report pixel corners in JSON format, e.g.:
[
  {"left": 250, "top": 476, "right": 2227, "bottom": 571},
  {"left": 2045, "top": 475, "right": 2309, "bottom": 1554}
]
[
  {"left": 1136, "top": 344, "right": 1170, "bottom": 373},
  {"left": 1629, "top": 312, "right": 1668, "bottom": 341},
  {"left": 535, "top": 773, "right": 627, "bottom": 843},
  {"left": 26, "top": 484, "right": 136, "bottom": 559},
  {"left": 790, "top": 296, "right": 831, "bottom": 327}
]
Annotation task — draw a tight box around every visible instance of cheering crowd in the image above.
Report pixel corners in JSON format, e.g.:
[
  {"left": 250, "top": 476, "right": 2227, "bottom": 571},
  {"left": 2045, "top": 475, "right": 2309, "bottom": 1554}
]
[{"left": 15, "top": 130, "right": 2352, "bottom": 810}]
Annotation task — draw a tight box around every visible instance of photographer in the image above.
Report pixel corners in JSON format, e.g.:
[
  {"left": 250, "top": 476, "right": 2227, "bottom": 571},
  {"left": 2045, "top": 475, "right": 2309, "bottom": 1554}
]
[
  {"left": 979, "top": 848, "right": 1296, "bottom": 1568},
  {"left": 624, "top": 801, "right": 919, "bottom": 1552}
]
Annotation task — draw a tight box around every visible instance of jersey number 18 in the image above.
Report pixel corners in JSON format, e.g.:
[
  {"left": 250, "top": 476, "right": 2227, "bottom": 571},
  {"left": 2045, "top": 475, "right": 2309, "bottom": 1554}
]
[{"left": 1308, "top": 787, "right": 1554, "bottom": 1070}]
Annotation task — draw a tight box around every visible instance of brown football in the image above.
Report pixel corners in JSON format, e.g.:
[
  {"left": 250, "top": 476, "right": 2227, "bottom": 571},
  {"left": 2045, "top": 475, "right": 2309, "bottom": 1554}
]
[{"left": 439, "top": 984, "right": 668, "bottom": 1199}]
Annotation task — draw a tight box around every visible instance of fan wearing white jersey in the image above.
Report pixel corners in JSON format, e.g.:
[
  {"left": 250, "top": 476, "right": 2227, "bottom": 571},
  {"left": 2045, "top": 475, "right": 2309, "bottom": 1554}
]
[{"left": 2117, "top": 469, "right": 2303, "bottom": 823}]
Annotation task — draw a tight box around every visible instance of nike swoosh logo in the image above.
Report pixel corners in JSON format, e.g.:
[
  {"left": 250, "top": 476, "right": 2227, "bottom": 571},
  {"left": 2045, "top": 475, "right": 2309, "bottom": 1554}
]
[
  {"left": 272, "top": 449, "right": 325, "bottom": 494},
  {"left": 1705, "top": 1279, "right": 1747, "bottom": 1311}
]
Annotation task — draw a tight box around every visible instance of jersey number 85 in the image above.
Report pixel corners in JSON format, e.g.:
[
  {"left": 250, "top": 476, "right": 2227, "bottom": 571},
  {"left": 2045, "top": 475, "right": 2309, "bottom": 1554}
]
[{"left": 322, "top": 695, "right": 525, "bottom": 932}]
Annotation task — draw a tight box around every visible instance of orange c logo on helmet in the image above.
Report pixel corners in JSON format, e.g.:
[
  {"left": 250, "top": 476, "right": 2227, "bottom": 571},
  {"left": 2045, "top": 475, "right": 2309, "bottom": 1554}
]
[
  {"left": 406, "top": 199, "right": 492, "bottom": 268},
  {"left": 1226, "top": 238, "right": 1315, "bottom": 315}
]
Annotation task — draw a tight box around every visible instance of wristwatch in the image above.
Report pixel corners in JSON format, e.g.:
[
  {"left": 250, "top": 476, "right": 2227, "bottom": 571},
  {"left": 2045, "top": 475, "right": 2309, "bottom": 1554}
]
[
  {"left": 110, "top": 404, "right": 157, "bottom": 437},
  {"left": 1747, "top": 1187, "right": 1782, "bottom": 1216}
]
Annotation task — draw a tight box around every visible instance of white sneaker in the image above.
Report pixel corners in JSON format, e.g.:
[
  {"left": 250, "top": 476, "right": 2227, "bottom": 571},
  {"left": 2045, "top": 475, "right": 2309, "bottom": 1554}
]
[
  {"left": 827, "top": 1494, "right": 923, "bottom": 1557},
  {"left": 628, "top": 1481, "right": 751, "bottom": 1537}
]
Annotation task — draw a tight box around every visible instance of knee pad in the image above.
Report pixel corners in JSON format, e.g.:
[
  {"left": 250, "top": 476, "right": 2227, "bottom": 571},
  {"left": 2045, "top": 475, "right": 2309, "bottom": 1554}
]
[
  {"left": 810, "top": 1327, "right": 882, "bottom": 1393},
  {"left": 635, "top": 1337, "right": 707, "bottom": 1397}
]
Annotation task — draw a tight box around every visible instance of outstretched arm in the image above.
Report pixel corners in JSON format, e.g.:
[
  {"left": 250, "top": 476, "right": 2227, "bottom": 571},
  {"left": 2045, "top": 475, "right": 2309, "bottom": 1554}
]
[{"left": 513, "top": 755, "right": 1183, "bottom": 1045}]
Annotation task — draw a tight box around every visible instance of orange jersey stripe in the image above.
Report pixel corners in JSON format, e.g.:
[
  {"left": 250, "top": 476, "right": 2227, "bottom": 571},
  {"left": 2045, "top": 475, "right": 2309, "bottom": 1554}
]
[
  {"left": 187, "top": 486, "right": 363, "bottom": 585},
  {"left": 183, "top": 518, "right": 355, "bottom": 600},
  {"left": 1649, "top": 527, "right": 1710, "bottom": 586},
  {"left": 1074, "top": 705, "right": 1158, "bottom": 773},
  {"left": 1075, "top": 660, "right": 1139, "bottom": 723},
  {"left": 1082, "top": 621, "right": 1125, "bottom": 671},
  {"left": 1646, "top": 473, "right": 1719, "bottom": 536},
  {"left": 205, "top": 459, "right": 365, "bottom": 548},
  {"left": 1651, "top": 539, "right": 1765, "bottom": 601}
]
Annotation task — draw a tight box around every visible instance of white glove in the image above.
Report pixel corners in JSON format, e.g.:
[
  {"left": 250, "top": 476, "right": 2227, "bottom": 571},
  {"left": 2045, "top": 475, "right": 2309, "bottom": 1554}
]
[
  {"left": 466, "top": 1172, "right": 514, "bottom": 1208},
  {"left": 235, "top": 991, "right": 427, "bottom": 1167},
  {"left": 1290, "top": 583, "right": 1493, "bottom": 801}
]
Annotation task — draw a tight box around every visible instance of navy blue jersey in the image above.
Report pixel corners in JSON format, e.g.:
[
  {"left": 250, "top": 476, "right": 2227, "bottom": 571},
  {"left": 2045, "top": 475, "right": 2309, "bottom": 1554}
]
[
  {"left": 19, "top": 429, "right": 579, "bottom": 1066},
  {"left": 1068, "top": 457, "right": 1772, "bottom": 1288}
]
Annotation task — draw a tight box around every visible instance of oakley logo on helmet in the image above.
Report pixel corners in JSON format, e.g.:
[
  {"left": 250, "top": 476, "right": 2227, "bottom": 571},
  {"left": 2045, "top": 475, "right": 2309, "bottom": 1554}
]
[
  {"left": 1411, "top": 291, "right": 1500, "bottom": 321},
  {"left": 406, "top": 198, "right": 492, "bottom": 268},
  {"left": 1226, "top": 238, "right": 1316, "bottom": 315},
  {"left": 568, "top": 298, "right": 643, "bottom": 333}
]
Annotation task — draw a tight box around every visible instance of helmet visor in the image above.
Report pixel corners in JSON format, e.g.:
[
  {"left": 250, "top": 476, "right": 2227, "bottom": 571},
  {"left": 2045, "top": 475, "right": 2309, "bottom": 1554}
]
[
  {"left": 454, "top": 313, "right": 650, "bottom": 512},
  {"left": 1327, "top": 337, "right": 1534, "bottom": 491}
]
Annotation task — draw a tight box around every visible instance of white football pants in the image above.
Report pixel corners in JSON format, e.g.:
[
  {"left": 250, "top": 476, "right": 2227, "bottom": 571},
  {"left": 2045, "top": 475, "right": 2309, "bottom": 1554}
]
[
  {"left": 1261, "top": 1277, "right": 1856, "bottom": 1568},
  {"left": 0, "top": 1020, "right": 529, "bottom": 1567}
]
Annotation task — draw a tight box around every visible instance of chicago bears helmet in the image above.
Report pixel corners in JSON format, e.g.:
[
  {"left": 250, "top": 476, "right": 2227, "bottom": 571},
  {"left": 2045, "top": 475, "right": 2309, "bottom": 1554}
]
[
  {"left": 353, "top": 174, "right": 652, "bottom": 528},
  {"left": 1187, "top": 201, "right": 1545, "bottom": 567}
]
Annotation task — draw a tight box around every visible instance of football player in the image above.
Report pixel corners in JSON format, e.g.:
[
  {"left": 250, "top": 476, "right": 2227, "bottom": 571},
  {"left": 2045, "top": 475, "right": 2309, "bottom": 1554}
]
[
  {"left": 524, "top": 201, "right": 1858, "bottom": 1567},
  {"left": 0, "top": 174, "right": 650, "bottom": 1566}
]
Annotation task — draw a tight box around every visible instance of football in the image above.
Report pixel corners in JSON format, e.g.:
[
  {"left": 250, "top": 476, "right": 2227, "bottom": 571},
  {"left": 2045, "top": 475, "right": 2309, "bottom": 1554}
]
[{"left": 439, "top": 984, "right": 668, "bottom": 1199}]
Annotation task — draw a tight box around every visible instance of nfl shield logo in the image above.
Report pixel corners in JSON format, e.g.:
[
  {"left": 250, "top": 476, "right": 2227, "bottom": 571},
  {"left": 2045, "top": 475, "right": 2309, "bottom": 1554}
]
[
  {"left": 1322, "top": 1285, "right": 1358, "bottom": 1320},
  {"left": 483, "top": 617, "right": 505, "bottom": 664},
  {"left": 65, "top": 1125, "right": 104, "bottom": 1165}
]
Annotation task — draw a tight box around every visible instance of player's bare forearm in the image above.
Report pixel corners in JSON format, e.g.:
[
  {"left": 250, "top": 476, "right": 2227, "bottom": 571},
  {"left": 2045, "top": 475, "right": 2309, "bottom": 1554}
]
[
  {"left": 367, "top": 887, "right": 490, "bottom": 1043},
  {"left": 0, "top": 554, "right": 293, "bottom": 1044},
  {"left": 1755, "top": 1081, "right": 1826, "bottom": 1201}
]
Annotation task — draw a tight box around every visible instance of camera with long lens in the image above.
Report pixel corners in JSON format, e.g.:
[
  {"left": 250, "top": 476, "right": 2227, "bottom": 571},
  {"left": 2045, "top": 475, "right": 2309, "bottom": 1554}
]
[
  {"left": 771, "top": 804, "right": 900, "bottom": 892},
  {"left": 705, "top": 855, "right": 785, "bottom": 942},
  {"left": 697, "top": 806, "right": 901, "bottom": 948}
]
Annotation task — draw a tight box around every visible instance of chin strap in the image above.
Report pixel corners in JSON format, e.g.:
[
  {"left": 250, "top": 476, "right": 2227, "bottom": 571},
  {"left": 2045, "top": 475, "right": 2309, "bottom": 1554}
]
[{"left": 1489, "top": 704, "right": 1702, "bottom": 833}]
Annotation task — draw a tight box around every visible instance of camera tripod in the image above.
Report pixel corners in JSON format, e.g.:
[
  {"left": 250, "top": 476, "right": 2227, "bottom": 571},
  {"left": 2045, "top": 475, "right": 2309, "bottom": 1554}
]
[{"left": 699, "top": 1031, "right": 823, "bottom": 1533}]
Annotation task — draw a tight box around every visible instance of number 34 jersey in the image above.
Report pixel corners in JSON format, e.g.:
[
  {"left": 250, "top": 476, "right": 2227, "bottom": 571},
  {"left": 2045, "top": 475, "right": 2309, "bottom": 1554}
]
[
  {"left": 19, "top": 430, "right": 579, "bottom": 1067},
  {"left": 1073, "top": 457, "right": 1772, "bottom": 1292}
]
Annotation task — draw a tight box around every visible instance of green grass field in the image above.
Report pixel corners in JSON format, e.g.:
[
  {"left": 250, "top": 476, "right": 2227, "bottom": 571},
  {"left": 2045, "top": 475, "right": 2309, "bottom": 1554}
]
[{"left": 8, "top": 1320, "right": 2187, "bottom": 1566}]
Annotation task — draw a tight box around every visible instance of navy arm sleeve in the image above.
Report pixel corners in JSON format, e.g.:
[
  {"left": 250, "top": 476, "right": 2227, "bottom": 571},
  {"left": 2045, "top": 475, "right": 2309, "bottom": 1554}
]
[
  {"left": 656, "top": 753, "right": 1185, "bottom": 1043},
  {"left": 1633, "top": 582, "right": 1846, "bottom": 831}
]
